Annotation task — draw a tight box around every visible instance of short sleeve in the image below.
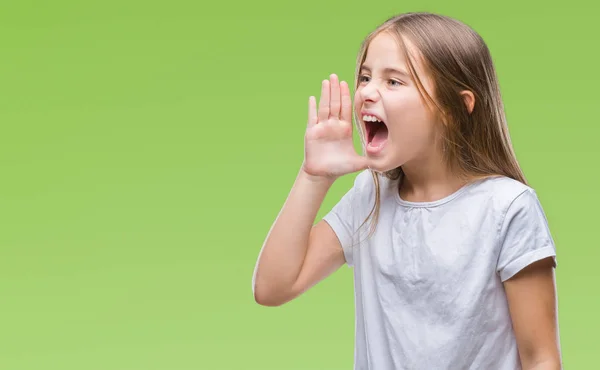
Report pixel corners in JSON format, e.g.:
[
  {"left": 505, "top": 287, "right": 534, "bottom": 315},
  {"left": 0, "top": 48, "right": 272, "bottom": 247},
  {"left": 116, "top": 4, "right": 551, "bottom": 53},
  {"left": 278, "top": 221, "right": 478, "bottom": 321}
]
[
  {"left": 496, "top": 188, "right": 557, "bottom": 282},
  {"left": 322, "top": 171, "right": 370, "bottom": 267}
]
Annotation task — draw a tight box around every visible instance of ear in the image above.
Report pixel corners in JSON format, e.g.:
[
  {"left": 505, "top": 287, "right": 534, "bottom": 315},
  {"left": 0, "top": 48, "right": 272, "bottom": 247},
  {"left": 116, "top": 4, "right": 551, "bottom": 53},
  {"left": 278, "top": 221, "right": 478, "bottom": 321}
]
[{"left": 460, "top": 90, "right": 475, "bottom": 114}]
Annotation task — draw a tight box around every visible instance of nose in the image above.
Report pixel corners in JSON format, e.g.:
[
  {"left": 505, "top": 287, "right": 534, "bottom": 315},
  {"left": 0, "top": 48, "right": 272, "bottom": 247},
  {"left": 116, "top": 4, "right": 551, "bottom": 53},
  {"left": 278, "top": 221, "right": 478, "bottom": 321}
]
[{"left": 358, "top": 80, "right": 380, "bottom": 102}]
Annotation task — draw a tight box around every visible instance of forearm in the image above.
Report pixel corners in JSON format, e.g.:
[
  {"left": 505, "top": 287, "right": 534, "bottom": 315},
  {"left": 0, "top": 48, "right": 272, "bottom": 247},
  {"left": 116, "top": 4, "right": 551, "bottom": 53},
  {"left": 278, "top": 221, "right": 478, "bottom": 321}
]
[{"left": 252, "top": 168, "right": 334, "bottom": 302}]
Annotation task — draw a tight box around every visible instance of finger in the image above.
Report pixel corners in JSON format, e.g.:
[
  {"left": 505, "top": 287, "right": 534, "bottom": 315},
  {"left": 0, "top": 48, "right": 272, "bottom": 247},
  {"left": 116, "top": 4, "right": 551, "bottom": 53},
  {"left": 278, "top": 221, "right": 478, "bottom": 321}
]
[
  {"left": 340, "top": 81, "right": 352, "bottom": 123},
  {"left": 318, "top": 79, "right": 330, "bottom": 122},
  {"left": 307, "top": 96, "right": 317, "bottom": 128},
  {"left": 329, "top": 74, "right": 341, "bottom": 119}
]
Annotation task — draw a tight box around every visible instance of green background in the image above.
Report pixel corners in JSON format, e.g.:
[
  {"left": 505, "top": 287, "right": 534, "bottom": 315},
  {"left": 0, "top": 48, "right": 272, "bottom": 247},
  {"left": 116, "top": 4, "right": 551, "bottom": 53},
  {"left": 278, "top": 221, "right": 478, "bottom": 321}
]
[{"left": 1, "top": 0, "right": 597, "bottom": 369}]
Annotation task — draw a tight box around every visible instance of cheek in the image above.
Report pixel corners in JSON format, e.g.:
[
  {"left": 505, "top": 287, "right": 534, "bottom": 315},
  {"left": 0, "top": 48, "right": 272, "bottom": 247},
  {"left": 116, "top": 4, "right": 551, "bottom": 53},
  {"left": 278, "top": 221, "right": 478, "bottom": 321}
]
[{"left": 387, "top": 99, "right": 437, "bottom": 142}]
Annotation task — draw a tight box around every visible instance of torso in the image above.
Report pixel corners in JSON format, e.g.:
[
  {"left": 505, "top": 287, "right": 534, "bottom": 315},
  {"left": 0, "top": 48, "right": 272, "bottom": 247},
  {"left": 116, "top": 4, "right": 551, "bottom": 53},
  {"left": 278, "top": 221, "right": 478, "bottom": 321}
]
[{"left": 348, "top": 172, "right": 528, "bottom": 369}]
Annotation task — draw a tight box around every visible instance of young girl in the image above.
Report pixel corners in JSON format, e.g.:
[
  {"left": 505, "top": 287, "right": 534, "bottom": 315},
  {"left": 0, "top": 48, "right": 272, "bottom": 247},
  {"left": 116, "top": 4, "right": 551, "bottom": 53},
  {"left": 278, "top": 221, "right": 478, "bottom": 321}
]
[{"left": 252, "top": 12, "right": 562, "bottom": 370}]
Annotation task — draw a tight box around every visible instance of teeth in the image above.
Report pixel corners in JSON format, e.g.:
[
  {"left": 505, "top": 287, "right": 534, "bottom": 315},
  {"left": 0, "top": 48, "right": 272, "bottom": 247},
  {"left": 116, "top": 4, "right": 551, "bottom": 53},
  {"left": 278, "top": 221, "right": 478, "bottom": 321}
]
[{"left": 363, "top": 115, "right": 382, "bottom": 122}]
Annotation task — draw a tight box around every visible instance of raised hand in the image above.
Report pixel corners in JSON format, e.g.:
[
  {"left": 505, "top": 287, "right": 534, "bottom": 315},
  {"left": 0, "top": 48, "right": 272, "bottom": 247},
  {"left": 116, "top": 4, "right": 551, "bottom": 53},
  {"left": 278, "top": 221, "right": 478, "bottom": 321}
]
[{"left": 302, "top": 74, "right": 368, "bottom": 180}]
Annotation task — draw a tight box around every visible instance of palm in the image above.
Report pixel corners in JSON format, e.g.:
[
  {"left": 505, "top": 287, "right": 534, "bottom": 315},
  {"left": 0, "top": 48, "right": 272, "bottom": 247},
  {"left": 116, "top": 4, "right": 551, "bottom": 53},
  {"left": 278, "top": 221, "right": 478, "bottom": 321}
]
[{"left": 303, "top": 74, "right": 368, "bottom": 178}]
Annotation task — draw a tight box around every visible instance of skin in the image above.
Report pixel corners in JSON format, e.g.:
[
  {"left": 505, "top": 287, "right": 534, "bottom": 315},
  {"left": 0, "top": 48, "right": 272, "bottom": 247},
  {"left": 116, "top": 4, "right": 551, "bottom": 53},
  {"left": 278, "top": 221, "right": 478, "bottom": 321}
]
[
  {"left": 354, "top": 31, "right": 474, "bottom": 201},
  {"left": 254, "top": 30, "right": 562, "bottom": 369}
]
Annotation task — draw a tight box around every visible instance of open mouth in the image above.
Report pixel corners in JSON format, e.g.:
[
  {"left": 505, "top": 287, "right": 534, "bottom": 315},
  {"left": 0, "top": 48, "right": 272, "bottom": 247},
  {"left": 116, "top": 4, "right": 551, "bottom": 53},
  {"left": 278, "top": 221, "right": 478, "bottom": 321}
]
[{"left": 364, "top": 119, "right": 389, "bottom": 148}]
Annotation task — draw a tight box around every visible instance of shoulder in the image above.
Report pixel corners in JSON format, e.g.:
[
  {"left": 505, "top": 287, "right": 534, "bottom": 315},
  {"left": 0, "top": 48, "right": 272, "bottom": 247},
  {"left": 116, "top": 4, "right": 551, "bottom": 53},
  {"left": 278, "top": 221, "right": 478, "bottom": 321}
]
[
  {"left": 476, "top": 175, "right": 531, "bottom": 198},
  {"left": 333, "top": 169, "right": 390, "bottom": 220},
  {"left": 353, "top": 170, "right": 401, "bottom": 205},
  {"left": 467, "top": 175, "right": 537, "bottom": 211},
  {"left": 451, "top": 175, "right": 550, "bottom": 235},
  {"left": 466, "top": 176, "right": 551, "bottom": 237},
  {"left": 488, "top": 177, "right": 556, "bottom": 280},
  {"left": 352, "top": 169, "right": 376, "bottom": 189},
  {"left": 344, "top": 169, "right": 379, "bottom": 200},
  {"left": 326, "top": 170, "right": 376, "bottom": 212}
]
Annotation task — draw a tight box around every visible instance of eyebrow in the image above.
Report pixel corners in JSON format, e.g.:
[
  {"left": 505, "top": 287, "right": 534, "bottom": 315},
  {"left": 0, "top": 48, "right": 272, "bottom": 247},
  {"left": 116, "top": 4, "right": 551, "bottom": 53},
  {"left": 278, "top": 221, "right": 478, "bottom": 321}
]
[{"left": 360, "top": 65, "right": 410, "bottom": 77}]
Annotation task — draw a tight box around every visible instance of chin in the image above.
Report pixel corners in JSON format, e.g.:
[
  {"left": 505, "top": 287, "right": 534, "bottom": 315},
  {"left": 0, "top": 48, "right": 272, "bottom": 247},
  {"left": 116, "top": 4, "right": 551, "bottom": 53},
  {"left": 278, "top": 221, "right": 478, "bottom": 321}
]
[
  {"left": 365, "top": 153, "right": 403, "bottom": 174},
  {"left": 362, "top": 134, "right": 405, "bottom": 174}
]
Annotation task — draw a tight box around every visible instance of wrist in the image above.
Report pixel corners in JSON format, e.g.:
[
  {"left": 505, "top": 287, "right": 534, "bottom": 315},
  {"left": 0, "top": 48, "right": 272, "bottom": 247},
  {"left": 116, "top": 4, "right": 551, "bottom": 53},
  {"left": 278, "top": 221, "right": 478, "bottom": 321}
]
[{"left": 299, "top": 167, "right": 337, "bottom": 187}]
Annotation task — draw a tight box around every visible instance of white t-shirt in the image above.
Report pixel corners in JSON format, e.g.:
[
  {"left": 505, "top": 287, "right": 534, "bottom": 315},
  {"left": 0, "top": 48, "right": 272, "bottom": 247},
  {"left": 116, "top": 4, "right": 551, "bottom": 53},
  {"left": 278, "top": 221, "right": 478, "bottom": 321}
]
[{"left": 323, "top": 170, "right": 557, "bottom": 370}]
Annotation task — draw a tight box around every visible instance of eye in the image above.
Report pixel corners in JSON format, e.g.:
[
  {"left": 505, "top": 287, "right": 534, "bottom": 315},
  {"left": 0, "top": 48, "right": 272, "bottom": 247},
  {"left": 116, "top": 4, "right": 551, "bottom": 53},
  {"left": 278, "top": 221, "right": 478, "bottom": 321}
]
[
  {"left": 358, "top": 75, "right": 370, "bottom": 83},
  {"left": 388, "top": 79, "right": 402, "bottom": 87}
]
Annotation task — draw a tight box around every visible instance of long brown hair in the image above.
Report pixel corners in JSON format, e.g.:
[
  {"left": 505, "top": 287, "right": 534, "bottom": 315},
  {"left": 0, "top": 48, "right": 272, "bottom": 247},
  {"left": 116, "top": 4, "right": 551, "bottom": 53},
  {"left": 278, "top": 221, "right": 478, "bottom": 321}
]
[{"left": 353, "top": 12, "right": 528, "bottom": 238}]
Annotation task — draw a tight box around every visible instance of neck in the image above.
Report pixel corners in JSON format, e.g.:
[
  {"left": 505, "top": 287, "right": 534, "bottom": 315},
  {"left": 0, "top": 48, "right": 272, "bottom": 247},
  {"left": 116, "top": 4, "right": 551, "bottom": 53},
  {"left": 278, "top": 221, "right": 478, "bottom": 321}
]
[{"left": 399, "top": 153, "right": 468, "bottom": 203}]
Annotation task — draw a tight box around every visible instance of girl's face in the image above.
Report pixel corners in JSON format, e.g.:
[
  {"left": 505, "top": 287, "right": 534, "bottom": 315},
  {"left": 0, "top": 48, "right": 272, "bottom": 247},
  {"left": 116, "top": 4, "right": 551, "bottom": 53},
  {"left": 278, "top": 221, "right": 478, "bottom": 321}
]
[{"left": 354, "top": 32, "right": 442, "bottom": 173}]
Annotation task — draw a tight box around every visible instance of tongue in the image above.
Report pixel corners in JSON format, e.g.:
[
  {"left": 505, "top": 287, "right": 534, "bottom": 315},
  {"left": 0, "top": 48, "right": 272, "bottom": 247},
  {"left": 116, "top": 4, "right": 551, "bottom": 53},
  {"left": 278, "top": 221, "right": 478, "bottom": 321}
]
[{"left": 371, "top": 125, "right": 388, "bottom": 147}]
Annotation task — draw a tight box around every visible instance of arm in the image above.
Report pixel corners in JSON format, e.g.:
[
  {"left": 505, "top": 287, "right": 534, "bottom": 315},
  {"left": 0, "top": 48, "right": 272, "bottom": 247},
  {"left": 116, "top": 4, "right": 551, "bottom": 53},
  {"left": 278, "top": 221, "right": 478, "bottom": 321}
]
[
  {"left": 504, "top": 256, "right": 562, "bottom": 370},
  {"left": 252, "top": 170, "right": 346, "bottom": 307},
  {"left": 252, "top": 74, "right": 367, "bottom": 307}
]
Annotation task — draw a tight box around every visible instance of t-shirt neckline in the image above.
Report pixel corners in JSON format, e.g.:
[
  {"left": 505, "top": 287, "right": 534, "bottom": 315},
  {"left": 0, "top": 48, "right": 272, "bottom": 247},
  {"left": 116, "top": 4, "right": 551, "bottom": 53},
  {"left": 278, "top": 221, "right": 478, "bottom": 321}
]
[{"left": 393, "top": 177, "right": 490, "bottom": 208}]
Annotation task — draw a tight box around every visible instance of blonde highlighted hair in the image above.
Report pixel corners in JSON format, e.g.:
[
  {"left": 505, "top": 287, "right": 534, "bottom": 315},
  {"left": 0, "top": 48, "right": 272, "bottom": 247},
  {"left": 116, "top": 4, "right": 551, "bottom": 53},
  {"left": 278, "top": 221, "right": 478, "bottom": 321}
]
[{"left": 352, "top": 12, "right": 528, "bottom": 237}]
